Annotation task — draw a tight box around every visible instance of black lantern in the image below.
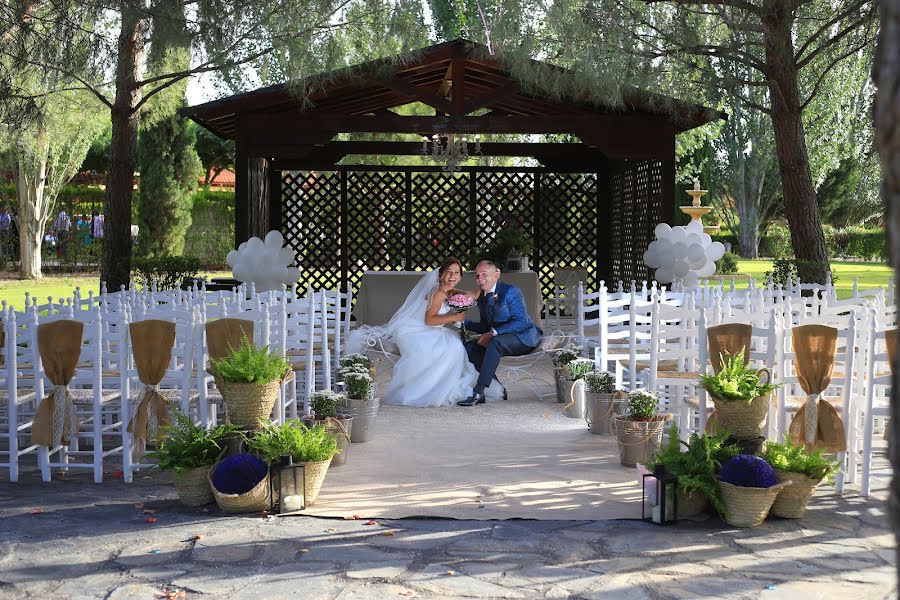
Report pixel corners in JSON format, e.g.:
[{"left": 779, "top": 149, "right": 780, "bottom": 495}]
[
  {"left": 270, "top": 455, "right": 306, "bottom": 514},
  {"left": 642, "top": 464, "right": 678, "bottom": 525}
]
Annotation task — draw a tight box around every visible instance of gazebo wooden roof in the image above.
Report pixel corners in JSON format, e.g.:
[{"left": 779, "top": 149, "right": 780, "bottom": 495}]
[{"left": 182, "top": 39, "right": 725, "bottom": 287}]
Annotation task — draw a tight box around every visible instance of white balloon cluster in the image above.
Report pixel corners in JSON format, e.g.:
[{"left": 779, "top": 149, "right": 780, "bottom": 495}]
[
  {"left": 226, "top": 231, "right": 301, "bottom": 292},
  {"left": 643, "top": 220, "right": 725, "bottom": 289}
]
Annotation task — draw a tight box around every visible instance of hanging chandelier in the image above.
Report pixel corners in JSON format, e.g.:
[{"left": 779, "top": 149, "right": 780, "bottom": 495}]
[{"left": 421, "top": 133, "right": 482, "bottom": 172}]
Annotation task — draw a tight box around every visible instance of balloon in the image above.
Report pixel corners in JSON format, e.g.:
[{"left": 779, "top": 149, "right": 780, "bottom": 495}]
[
  {"left": 672, "top": 242, "right": 688, "bottom": 259},
  {"left": 656, "top": 266, "right": 674, "bottom": 284},
  {"left": 686, "top": 232, "right": 703, "bottom": 247},
  {"left": 682, "top": 271, "right": 699, "bottom": 289},
  {"left": 644, "top": 250, "right": 662, "bottom": 269},
  {"left": 672, "top": 258, "right": 690, "bottom": 278},
  {"left": 655, "top": 223, "right": 672, "bottom": 239},
  {"left": 656, "top": 238, "right": 674, "bottom": 259},
  {"left": 700, "top": 233, "right": 712, "bottom": 246},
  {"left": 669, "top": 226, "right": 686, "bottom": 244},
  {"left": 698, "top": 261, "right": 717, "bottom": 278},
  {"left": 686, "top": 243, "right": 706, "bottom": 267},
  {"left": 685, "top": 219, "right": 704, "bottom": 234},
  {"left": 708, "top": 241, "right": 726, "bottom": 261},
  {"left": 265, "top": 230, "right": 284, "bottom": 249},
  {"left": 226, "top": 250, "right": 238, "bottom": 267},
  {"left": 278, "top": 247, "right": 296, "bottom": 265}
]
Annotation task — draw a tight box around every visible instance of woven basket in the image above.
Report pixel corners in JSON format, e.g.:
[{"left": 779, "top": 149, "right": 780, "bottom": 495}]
[
  {"left": 208, "top": 465, "right": 271, "bottom": 513},
  {"left": 710, "top": 394, "right": 771, "bottom": 439},
  {"left": 301, "top": 459, "right": 331, "bottom": 505},
  {"left": 770, "top": 470, "right": 820, "bottom": 519},
  {"left": 220, "top": 380, "right": 281, "bottom": 429},
  {"left": 174, "top": 465, "right": 214, "bottom": 506},
  {"left": 677, "top": 488, "right": 708, "bottom": 519},
  {"left": 719, "top": 480, "right": 791, "bottom": 527}
]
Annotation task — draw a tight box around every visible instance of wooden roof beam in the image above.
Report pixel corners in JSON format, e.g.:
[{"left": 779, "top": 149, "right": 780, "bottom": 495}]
[{"left": 368, "top": 77, "right": 455, "bottom": 114}]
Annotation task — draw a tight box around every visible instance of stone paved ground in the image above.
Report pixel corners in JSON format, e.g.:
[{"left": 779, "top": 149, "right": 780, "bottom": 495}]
[{"left": 1, "top": 464, "right": 896, "bottom": 600}]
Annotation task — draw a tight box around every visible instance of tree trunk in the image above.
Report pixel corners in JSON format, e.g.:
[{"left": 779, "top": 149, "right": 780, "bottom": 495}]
[
  {"left": 101, "top": 3, "right": 146, "bottom": 290},
  {"left": 872, "top": 0, "right": 899, "bottom": 582},
  {"left": 15, "top": 145, "right": 47, "bottom": 280},
  {"left": 763, "top": 11, "right": 829, "bottom": 283}
]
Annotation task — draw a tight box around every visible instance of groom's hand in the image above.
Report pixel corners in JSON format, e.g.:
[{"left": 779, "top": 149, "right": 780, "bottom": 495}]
[{"left": 476, "top": 331, "right": 493, "bottom": 347}]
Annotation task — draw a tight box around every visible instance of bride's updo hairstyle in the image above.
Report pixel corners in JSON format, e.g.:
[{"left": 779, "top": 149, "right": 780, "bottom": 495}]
[{"left": 438, "top": 257, "right": 464, "bottom": 286}]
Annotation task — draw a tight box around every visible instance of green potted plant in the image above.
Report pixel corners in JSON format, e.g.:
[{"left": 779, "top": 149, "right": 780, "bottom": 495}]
[
  {"left": 305, "top": 390, "right": 354, "bottom": 467},
  {"left": 209, "top": 336, "right": 291, "bottom": 429},
  {"left": 697, "top": 350, "right": 778, "bottom": 442},
  {"left": 584, "top": 371, "right": 625, "bottom": 435},
  {"left": 717, "top": 454, "right": 792, "bottom": 527},
  {"left": 553, "top": 342, "right": 583, "bottom": 403},
  {"left": 339, "top": 365, "right": 378, "bottom": 443},
  {"left": 648, "top": 423, "right": 740, "bottom": 518},
  {"left": 477, "top": 226, "right": 533, "bottom": 271},
  {"left": 613, "top": 390, "right": 667, "bottom": 467},
  {"left": 151, "top": 408, "right": 239, "bottom": 506},
  {"left": 247, "top": 419, "right": 339, "bottom": 505},
  {"left": 562, "top": 358, "right": 594, "bottom": 419},
  {"left": 341, "top": 353, "right": 376, "bottom": 382},
  {"left": 761, "top": 439, "right": 839, "bottom": 518}
]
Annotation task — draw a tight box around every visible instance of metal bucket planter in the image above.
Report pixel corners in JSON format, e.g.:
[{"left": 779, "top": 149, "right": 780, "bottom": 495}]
[
  {"left": 562, "top": 379, "right": 586, "bottom": 419},
  {"left": 585, "top": 392, "right": 627, "bottom": 434},
  {"left": 612, "top": 416, "right": 666, "bottom": 468},
  {"left": 341, "top": 397, "right": 380, "bottom": 443},
  {"left": 554, "top": 365, "right": 567, "bottom": 403},
  {"left": 303, "top": 415, "right": 354, "bottom": 467}
]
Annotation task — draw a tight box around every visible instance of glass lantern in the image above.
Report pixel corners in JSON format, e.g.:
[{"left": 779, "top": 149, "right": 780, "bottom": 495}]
[
  {"left": 270, "top": 456, "right": 305, "bottom": 514},
  {"left": 642, "top": 464, "right": 678, "bottom": 525}
]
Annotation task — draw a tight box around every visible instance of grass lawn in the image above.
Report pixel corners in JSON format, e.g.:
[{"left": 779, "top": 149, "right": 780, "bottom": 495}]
[{"left": 0, "top": 260, "right": 893, "bottom": 310}]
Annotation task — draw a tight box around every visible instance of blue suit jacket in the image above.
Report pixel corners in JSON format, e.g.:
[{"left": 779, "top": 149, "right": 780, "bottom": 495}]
[{"left": 464, "top": 281, "right": 542, "bottom": 347}]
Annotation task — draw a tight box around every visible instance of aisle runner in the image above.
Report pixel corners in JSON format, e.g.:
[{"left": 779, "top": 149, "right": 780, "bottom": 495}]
[{"left": 301, "top": 399, "right": 642, "bottom": 520}]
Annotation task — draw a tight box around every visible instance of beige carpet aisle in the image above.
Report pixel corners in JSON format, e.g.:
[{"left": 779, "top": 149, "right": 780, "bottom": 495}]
[{"left": 301, "top": 397, "right": 644, "bottom": 520}]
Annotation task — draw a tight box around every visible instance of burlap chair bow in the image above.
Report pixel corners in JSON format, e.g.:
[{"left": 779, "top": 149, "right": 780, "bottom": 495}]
[
  {"left": 126, "top": 320, "right": 176, "bottom": 443},
  {"left": 788, "top": 324, "right": 846, "bottom": 453},
  {"left": 883, "top": 329, "right": 897, "bottom": 440},
  {"left": 31, "top": 320, "right": 83, "bottom": 447},
  {"left": 707, "top": 323, "right": 752, "bottom": 374},
  {"left": 205, "top": 318, "right": 254, "bottom": 389}
]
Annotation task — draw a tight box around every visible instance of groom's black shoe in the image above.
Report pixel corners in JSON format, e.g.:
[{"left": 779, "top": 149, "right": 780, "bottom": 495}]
[{"left": 457, "top": 392, "right": 486, "bottom": 407}]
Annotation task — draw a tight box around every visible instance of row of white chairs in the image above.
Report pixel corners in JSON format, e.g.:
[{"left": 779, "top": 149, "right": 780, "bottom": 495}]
[
  {"left": 575, "top": 280, "right": 894, "bottom": 496},
  {"left": 0, "top": 284, "right": 354, "bottom": 483}
]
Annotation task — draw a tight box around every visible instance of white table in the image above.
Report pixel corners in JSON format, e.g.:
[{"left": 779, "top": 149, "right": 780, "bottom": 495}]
[{"left": 354, "top": 270, "right": 543, "bottom": 327}]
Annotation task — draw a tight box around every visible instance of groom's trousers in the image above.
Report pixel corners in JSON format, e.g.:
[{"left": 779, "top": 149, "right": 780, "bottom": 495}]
[{"left": 465, "top": 333, "right": 537, "bottom": 389}]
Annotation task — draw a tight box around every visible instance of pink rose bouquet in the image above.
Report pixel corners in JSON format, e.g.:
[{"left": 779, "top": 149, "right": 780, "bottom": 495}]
[{"left": 446, "top": 293, "right": 475, "bottom": 341}]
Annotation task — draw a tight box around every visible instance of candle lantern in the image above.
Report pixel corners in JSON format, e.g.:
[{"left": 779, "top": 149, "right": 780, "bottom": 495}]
[
  {"left": 642, "top": 463, "right": 678, "bottom": 525},
  {"left": 270, "top": 455, "right": 306, "bottom": 514}
]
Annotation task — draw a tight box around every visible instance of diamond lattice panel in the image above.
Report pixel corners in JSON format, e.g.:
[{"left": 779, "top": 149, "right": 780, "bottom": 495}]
[
  {"left": 281, "top": 171, "right": 342, "bottom": 292},
  {"left": 608, "top": 161, "right": 662, "bottom": 285},
  {"left": 474, "top": 171, "right": 535, "bottom": 258},
  {"left": 539, "top": 173, "right": 599, "bottom": 297},
  {"left": 346, "top": 171, "right": 407, "bottom": 295},
  {"left": 409, "top": 172, "right": 471, "bottom": 270}
]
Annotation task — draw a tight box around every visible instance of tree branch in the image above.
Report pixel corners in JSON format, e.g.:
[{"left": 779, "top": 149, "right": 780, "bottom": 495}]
[
  {"left": 796, "top": 7, "right": 877, "bottom": 70},
  {"left": 799, "top": 36, "right": 874, "bottom": 110},
  {"left": 794, "top": 0, "right": 871, "bottom": 64}
]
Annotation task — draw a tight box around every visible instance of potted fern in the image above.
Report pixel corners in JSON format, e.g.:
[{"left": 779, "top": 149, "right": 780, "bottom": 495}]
[
  {"left": 613, "top": 390, "right": 667, "bottom": 467},
  {"left": 761, "top": 439, "right": 839, "bottom": 518},
  {"left": 562, "top": 358, "right": 594, "bottom": 419},
  {"left": 698, "top": 350, "right": 778, "bottom": 441},
  {"left": 584, "top": 371, "right": 623, "bottom": 434},
  {"left": 151, "top": 408, "right": 239, "bottom": 506},
  {"left": 247, "top": 419, "right": 339, "bottom": 505},
  {"left": 210, "top": 336, "right": 291, "bottom": 429},
  {"left": 553, "top": 342, "right": 583, "bottom": 403},
  {"left": 648, "top": 423, "right": 740, "bottom": 518},
  {"left": 305, "top": 390, "right": 354, "bottom": 467}
]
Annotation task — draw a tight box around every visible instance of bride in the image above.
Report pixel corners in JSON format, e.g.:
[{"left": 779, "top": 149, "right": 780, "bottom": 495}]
[{"left": 347, "top": 257, "right": 502, "bottom": 407}]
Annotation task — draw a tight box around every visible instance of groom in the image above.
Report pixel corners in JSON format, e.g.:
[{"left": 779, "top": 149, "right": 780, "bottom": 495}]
[{"left": 458, "top": 260, "right": 543, "bottom": 406}]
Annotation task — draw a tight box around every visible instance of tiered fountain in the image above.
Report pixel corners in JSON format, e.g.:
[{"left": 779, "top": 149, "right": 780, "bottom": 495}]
[{"left": 680, "top": 179, "right": 720, "bottom": 235}]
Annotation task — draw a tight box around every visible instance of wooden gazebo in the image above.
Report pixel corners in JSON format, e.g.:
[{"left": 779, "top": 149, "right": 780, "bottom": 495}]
[{"left": 183, "top": 39, "right": 724, "bottom": 298}]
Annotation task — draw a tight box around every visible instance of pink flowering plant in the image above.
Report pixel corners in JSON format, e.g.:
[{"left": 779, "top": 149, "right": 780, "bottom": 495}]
[{"left": 446, "top": 293, "right": 475, "bottom": 342}]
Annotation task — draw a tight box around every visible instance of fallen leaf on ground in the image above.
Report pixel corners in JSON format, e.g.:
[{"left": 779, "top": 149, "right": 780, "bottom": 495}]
[
  {"left": 192, "top": 534, "right": 202, "bottom": 541},
  {"left": 398, "top": 592, "right": 415, "bottom": 597},
  {"left": 445, "top": 570, "right": 455, "bottom": 576},
  {"left": 109, "top": 471, "right": 123, "bottom": 478},
  {"left": 381, "top": 531, "right": 396, "bottom": 536},
  {"left": 142, "top": 509, "right": 159, "bottom": 514},
  {"left": 134, "top": 502, "right": 144, "bottom": 509},
  {"left": 30, "top": 509, "right": 44, "bottom": 515},
  {"left": 325, "top": 528, "right": 337, "bottom": 533},
  {"left": 364, "top": 521, "right": 378, "bottom": 526},
  {"left": 144, "top": 517, "right": 158, "bottom": 524},
  {"left": 298, "top": 548, "right": 310, "bottom": 554}
]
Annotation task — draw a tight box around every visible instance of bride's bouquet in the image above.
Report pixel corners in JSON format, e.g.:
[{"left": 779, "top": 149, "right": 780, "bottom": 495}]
[{"left": 447, "top": 293, "right": 475, "bottom": 342}]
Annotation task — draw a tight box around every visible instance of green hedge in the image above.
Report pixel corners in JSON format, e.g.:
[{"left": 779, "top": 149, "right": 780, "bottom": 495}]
[{"left": 714, "top": 224, "right": 886, "bottom": 261}]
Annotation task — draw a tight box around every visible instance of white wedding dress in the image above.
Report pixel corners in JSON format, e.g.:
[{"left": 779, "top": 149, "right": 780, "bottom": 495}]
[{"left": 346, "top": 269, "right": 502, "bottom": 407}]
